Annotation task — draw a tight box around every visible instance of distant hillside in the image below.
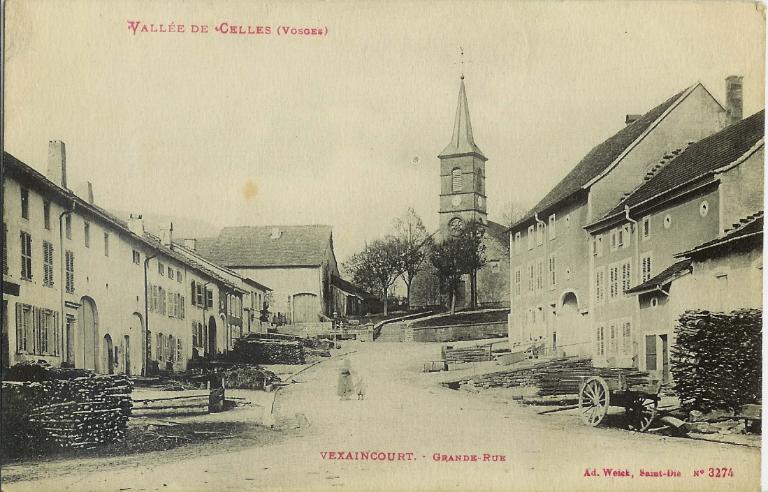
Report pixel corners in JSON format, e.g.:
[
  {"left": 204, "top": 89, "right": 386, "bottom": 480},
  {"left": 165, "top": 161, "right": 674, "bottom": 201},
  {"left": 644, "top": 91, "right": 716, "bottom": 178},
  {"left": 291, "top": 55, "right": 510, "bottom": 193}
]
[{"left": 108, "top": 209, "right": 220, "bottom": 240}]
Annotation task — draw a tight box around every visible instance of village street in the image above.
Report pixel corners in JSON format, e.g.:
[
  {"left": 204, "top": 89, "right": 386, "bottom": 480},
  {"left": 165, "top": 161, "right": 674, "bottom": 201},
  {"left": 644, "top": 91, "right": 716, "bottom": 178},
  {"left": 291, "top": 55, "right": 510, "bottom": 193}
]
[{"left": 3, "top": 341, "right": 760, "bottom": 492}]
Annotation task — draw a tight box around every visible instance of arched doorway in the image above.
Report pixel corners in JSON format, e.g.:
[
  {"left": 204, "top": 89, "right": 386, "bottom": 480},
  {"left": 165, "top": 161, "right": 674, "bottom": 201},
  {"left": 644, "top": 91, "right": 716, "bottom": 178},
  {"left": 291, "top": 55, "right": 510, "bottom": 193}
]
[
  {"left": 103, "top": 334, "right": 114, "bottom": 375},
  {"left": 556, "top": 291, "right": 581, "bottom": 356},
  {"left": 128, "top": 313, "right": 143, "bottom": 376},
  {"left": 208, "top": 316, "right": 217, "bottom": 356},
  {"left": 78, "top": 297, "right": 99, "bottom": 371},
  {"left": 293, "top": 293, "right": 318, "bottom": 323}
]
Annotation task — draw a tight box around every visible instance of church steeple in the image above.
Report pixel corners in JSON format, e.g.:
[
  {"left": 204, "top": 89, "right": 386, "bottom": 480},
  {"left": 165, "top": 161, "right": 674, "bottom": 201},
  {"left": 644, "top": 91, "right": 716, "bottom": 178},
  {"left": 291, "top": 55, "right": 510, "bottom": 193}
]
[{"left": 439, "top": 77, "right": 487, "bottom": 161}]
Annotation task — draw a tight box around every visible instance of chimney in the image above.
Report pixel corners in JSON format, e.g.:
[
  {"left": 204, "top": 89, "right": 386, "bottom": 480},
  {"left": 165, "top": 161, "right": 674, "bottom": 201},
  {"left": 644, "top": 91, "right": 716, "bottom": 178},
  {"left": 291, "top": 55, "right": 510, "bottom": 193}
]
[
  {"left": 725, "top": 75, "right": 743, "bottom": 126},
  {"left": 128, "top": 214, "right": 145, "bottom": 236},
  {"left": 77, "top": 181, "right": 94, "bottom": 204},
  {"left": 161, "top": 222, "right": 174, "bottom": 246},
  {"left": 183, "top": 238, "right": 197, "bottom": 250},
  {"left": 625, "top": 114, "right": 641, "bottom": 126},
  {"left": 47, "top": 140, "right": 67, "bottom": 188}
]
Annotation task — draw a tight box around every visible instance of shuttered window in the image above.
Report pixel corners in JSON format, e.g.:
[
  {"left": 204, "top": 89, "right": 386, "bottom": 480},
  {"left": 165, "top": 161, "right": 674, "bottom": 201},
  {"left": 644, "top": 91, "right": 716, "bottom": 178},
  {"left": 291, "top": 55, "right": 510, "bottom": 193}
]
[
  {"left": 43, "top": 241, "right": 54, "bottom": 287},
  {"left": 595, "top": 267, "right": 605, "bottom": 304},
  {"left": 65, "top": 251, "right": 75, "bottom": 293},
  {"left": 595, "top": 325, "right": 605, "bottom": 356},
  {"left": 20, "top": 231, "right": 32, "bottom": 280},
  {"left": 451, "top": 168, "right": 462, "bottom": 192},
  {"left": 621, "top": 319, "right": 633, "bottom": 356},
  {"left": 15, "top": 304, "right": 58, "bottom": 355},
  {"left": 641, "top": 254, "right": 653, "bottom": 283},
  {"left": 621, "top": 259, "right": 632, "bottom": 294}
]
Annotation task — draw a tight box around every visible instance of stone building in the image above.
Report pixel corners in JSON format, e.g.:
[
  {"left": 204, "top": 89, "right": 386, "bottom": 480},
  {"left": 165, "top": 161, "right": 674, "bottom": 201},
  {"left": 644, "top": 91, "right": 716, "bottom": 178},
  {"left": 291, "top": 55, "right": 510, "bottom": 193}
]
[
  {"left": 194, "top": 225, "right": 342, "bottom": 324},
  {"left": 410, "top": 77, "right": 510, "bottom": 310},
  {"left": 508, "top": 80, "right": 736, "bottom": 356},
  {"left": 2, "top": 142, "right": 252, "bottom": 374}
]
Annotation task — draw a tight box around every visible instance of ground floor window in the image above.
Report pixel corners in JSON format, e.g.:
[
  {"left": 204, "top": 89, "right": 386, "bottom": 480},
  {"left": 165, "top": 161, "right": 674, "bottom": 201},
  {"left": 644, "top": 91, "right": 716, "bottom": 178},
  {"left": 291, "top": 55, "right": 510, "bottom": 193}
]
[
  {"left": 15, "top": 303, "right": 59, "bottom": 356},
  {"left": 595, "top": 324, "right": 605, "bottom": 356}
]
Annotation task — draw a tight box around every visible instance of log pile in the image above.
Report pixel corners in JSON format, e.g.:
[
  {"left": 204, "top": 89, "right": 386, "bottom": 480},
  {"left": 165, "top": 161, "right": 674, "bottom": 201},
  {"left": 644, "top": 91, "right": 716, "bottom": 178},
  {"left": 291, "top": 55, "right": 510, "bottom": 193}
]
[
  {"left": 221, "top": 365, "right": 281, "bottom": 390},
  {"left": 1, "top": 365, "right": 132, "bottom": 456},
  {"left": 232, "top": 338, "right": 305, "bottom": 364},
  {"left": 442, "top": 345, "right": 492, "bottom": 363},
  {"left": 672, "top": 309, "right": 762, "bottom": 412}
]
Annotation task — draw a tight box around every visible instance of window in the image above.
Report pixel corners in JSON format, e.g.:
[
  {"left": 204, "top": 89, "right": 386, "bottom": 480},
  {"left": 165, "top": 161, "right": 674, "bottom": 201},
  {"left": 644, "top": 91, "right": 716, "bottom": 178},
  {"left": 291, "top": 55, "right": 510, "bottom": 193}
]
[
  {"left": 528, "top": 264, "right": 534, "bottom": 293},
  {"left": 177, "top": 269, "right": 182, "bottom": 283},
  {"left": 43, "top": 241, "right": 54, "bottom": 287},
  {"left": 595, "top": 324, "right": 605, "bottom": 356},
  {"left": 158, "top": 262, "right": 165, "bottom": 276},
  {"left": 15, "top": 305, "right": 59, "bottom": 356},
  {"left": 548, "top": 255, "right": 556, "bottom": 289},
  {"left": 176, "top": 338, "right": 183, "bottom": 363},
  {"left": 699, "top": 200, "right": 709, "bottom": 217},
  {"left": 641, "top": 253, "right": 653, "bottom": 283},
  {"left": 159, "top": 287, "right": 167, "bottom": 315},
  {"left": 84, "top": 222, "right": 91, "bottom": 248},
  {"left": 527, "top": 225, "right": 534, "bottom": 250},
  {"left": 21, "top": 188, "right": 29, "bottom": 219},
  {"left": 133, "top": 250, "right": 141, "bottom": 264},
  {"left": 536, "top": 222, "right": 545, "bottom": 246},
  {"left": 16, "top": 303, "right": 32, "bottom": 352},
  {"left": 206, "top": 288, "right": 213, "bottom": 308},
  {"left": 20, "top": 232, "right": 32, "bottom": 280},
  {"left": 65, "top": 215, "right": 72, "bottom": 239},
  {"left": 156, "top": 333, "right": 164, "bottom": 361},
  {"left": 595, "top": 267, "right": 605, "bottom": 304},
  {"left": 609, "top": 264, "right": 619, "bottom": 300},
  {"left": 536, "top": 260, "right": 544, "bottom": 290},
  {"left": 548, "top": 214, "right": 556, "bottom": 240},
  {"left": 610, "top": 229, "right": 617, "bottom": 251},
  {"left": 65, "top": 251, "right": 75, "bottom": 293},
  {"left": 43, "top": 201, "right": 51, "bottom": 230},
  {"left": 168, "top": 268, "right": 174, "bottom": 280},
  {"left": 451, "top": 168, "right": 462, "bottom": 192},
  {"left": 621, "top": 259, "right": 632, "bottom": 295},
  {"left": 641, "top": 216, "right": 651, "bottom": 240},
  {"left": 608, "top": 321, "right": 618, "bottom": 355},
  {"left": 104, "top": 233, "right": 109, "bottom": 257},
  {"left": 617, "top": 226, "right": 625, "bottom": 249},
  {"left": 514, "top": 268, "right": 522, "bottom": 297},
  {"left": 514, "top": 232, "right": 521, "bottom": 253},
  {"left": 663, "top": 214, "right": 672, "bottom": 229},
  {"left": 621, "top": 319, "right": 632, "bottom": 356}
]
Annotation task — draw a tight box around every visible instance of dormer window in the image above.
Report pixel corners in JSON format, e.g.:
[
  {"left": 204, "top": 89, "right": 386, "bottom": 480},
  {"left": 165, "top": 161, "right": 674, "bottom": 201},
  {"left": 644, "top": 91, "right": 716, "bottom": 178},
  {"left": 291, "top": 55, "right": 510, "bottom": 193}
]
[{"left": 451, "top": 168, "right": 462, "bottom": 192}]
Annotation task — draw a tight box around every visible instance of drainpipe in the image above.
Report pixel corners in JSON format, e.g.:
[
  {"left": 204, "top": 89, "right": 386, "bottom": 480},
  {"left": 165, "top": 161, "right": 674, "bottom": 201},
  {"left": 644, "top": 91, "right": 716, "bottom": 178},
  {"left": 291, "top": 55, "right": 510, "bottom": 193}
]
[
  {"left": 143, "top": 251, "right": 158, "bottom": 376},
  {"left": 534, "top": 213, "right": 548, "bottom": 351},
  {"left": 199, "top": 281, "right": 211, "bottom": 357},
  {"left": 625, "top": 205, "right": 639, "bottom": 363},
  {"left": 59, "top": 201, "right": 76, "bottom": 364}
]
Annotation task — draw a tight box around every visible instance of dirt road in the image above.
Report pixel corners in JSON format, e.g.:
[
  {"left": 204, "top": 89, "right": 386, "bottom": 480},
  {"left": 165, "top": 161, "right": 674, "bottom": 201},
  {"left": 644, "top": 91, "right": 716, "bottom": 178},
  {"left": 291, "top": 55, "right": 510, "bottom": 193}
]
[{"left": 3, "top": 341, "right": 760, "bottom": 491}]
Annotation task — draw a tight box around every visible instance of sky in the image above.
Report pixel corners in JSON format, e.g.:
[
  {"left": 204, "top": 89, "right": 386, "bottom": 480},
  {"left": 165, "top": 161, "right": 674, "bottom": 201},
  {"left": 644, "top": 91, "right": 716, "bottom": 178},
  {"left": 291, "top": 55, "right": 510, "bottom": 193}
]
[{"left": 4, "top": 1, "right": 765, "bottom": 266}]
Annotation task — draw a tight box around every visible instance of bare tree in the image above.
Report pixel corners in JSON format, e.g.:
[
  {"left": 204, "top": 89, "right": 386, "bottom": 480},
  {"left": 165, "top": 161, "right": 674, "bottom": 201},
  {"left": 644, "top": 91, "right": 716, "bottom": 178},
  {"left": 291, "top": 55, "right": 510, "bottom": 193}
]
[
  {"left": 392, "top": 208, "right": 433, "bottom": 310},
  {"left": 345, "top": 237, "right": 403, "bottom": 315},
  {"left": 500, "top": 199, "right": 530, "bottom": 228}
]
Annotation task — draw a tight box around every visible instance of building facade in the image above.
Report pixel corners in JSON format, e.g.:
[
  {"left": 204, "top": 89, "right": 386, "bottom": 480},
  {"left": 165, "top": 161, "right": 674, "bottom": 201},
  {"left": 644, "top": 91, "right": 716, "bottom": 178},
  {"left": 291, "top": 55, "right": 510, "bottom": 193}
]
[{"left": 508, "top": 80, "right": 736, "bottom": 357}]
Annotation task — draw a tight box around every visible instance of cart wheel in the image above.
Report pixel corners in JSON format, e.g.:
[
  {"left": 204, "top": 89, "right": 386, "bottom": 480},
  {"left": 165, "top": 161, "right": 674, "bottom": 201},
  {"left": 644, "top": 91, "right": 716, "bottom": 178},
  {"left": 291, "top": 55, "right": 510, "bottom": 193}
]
[
  {"left": 579, "top": 376, "right": 610, "bottom": 427},
  {"left": 626, "top": 396, "right": 658, "bottom": 432}
]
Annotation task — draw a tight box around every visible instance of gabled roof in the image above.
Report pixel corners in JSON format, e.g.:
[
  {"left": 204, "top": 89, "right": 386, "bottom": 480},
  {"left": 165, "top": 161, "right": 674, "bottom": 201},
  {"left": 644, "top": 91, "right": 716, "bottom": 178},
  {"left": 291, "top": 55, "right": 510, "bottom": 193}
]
[
  {"left": 510, "top": 85, "right": 695, "bottom": 231},
  {"left": 595, "top": 110, "right": 765, "bottom": 225},
  {"left": 195, "top": 225, "right": 333, "bottom": 268},
  {"left": 484, "top": 220, "right": 510, "bottom": 247},
  {"left": 331, "top": 275, "right": 375, "bottom": 300},
  {"left": 676, "top": 211, "right": 763, "bottom": 259},
  {"left": 439, "top": 77, "right": 487, "bottom": 161},
  {"left": 625, "top": 259, "right": 692, "bottom": 295}
]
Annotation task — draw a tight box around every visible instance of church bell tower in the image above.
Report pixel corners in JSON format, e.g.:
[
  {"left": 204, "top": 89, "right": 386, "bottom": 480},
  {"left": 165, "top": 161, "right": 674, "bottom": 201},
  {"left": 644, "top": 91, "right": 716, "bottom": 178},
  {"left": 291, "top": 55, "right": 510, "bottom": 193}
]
[{"left": 438, "top": 76, "right": 488, "bottom": 238}]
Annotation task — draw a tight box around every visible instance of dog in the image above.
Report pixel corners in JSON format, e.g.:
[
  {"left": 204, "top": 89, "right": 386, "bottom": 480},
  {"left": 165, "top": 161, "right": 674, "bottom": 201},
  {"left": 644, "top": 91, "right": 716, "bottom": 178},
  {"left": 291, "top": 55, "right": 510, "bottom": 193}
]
[{"left": 355, "top": 375, "right": 367, "bottom": 400}]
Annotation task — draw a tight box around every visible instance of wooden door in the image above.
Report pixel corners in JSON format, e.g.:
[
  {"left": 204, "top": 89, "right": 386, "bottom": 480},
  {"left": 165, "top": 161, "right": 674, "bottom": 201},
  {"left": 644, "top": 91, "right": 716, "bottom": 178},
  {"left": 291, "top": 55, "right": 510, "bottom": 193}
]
[{"left": 293, "top": 293, "right": 318, "bottom": 323}]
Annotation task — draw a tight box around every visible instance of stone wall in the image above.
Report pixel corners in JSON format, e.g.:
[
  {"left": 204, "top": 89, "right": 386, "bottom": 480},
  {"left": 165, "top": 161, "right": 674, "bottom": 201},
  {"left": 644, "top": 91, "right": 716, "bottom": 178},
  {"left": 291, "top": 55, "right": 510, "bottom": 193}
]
[{"left": 412, "top": 321, "right": 507, "bottom": 342}]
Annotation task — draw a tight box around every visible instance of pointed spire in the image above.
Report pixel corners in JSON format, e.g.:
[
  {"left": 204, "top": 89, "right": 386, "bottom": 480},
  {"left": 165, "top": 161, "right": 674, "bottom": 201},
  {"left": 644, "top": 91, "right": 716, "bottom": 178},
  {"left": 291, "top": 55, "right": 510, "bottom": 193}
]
[{"left": 439, "top": 77, "right": 487, "bottom": 160}]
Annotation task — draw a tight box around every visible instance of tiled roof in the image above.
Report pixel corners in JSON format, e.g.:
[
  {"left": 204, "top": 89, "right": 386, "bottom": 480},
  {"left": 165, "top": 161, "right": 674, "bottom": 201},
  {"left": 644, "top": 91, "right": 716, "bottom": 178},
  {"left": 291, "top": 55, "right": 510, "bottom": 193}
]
[
  {"left": 625, "top": 259, "right": 692, "bottom": 295},
  {"left": 331, "top": 275, "right": 375, "bottom": 300},
  {"left": 484, "top": 220, "right": 510, "bottom": 248},
  {"left": 511, "top": 85, "right": 694, "bottom": 231},
  {"left": 598, "top": 110, "right": 765, "bottom": 222},
  {"left": 676, "top": 211, "right": 763, "bottom": 258},
  {"left": 195, "top": 225, "right": 333, "bottom": 267}
]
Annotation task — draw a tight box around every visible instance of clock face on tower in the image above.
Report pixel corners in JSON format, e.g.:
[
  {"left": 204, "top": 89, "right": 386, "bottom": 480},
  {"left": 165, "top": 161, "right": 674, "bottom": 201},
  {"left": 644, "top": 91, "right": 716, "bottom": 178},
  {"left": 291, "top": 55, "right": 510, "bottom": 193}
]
[
  {"left": 449, "top": 217, "right": 464, "bottom": 235},
  {"left": 451, "top": 195, "right": 461, "bottom": 207}
]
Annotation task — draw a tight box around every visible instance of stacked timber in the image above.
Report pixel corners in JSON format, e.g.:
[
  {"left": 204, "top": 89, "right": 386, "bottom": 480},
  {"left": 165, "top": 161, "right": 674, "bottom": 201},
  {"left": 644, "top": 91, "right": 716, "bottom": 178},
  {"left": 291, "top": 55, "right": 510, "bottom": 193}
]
[
  {"left": 221, "top": 365, "right": 281, "bottom": 390},
  {"left": 672, "top": 309, "right": 761, "bottom": 412},
  {"left": 233, "top": 338, "right": 305, "bottom": 364},
  {"left": 442, "top": 345, "right": 492, "bottom": 363},
  {"left": 1, "top": 366, "right": 132, "bottom": 455}
]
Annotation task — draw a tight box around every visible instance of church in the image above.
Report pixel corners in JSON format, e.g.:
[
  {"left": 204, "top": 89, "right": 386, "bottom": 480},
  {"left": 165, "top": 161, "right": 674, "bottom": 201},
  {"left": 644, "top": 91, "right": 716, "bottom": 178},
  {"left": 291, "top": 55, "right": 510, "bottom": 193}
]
[{"left": 410, "top": 76, "right": 511, "bottom": 310}]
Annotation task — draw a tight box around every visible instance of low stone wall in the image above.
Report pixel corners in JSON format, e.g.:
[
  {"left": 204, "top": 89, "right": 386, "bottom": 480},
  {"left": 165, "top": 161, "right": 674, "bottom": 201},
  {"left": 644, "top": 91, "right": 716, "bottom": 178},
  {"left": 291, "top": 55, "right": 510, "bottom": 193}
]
[
  {"left": 411, "top": 321, "right": 507, "bottom": 343},
  {"left": 277, "top": 322, "right": 334, "bottom": 338}
]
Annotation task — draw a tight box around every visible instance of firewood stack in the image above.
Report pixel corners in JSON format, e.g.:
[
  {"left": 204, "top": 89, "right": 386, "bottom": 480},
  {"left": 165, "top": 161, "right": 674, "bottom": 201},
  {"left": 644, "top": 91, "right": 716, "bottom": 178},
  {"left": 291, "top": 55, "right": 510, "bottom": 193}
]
[
  {"left": 672, "top": 309, "right": 762, "bottom": 412},
  {"left": 442, "top": 345, "right": 492, "bottom": 363},
  {"left": 232, "top": 338, "right": 306, "bottom": 364},
  {"left": 1, "top": 363, "right": 132, "bottom": 456}
]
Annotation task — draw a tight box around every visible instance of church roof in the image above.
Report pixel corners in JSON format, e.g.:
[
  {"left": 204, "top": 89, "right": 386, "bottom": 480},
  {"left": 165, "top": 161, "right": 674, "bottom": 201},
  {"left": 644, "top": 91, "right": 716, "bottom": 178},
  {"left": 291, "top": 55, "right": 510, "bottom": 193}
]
[
  {"left": 194, "top": 225, "right": 334, "bottom": 268},
  {"left": 439, "top": 77, "right": 487, "bottom": 161}
]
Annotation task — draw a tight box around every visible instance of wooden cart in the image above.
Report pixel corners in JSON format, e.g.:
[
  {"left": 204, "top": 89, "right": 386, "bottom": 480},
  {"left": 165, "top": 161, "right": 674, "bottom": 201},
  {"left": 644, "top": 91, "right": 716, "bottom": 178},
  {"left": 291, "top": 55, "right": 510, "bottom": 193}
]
[{"left": 578, "top": 374, "right": 662, "bottom": 432}]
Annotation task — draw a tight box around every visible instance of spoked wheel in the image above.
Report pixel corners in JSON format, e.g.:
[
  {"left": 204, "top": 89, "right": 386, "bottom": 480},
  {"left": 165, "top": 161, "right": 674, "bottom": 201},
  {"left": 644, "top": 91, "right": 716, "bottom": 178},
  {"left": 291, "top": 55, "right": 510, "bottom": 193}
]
[
  {"left": 579, "top": 376, "right": 610, "bottom": 427},
  {"left": 625, "top": 396, "right": 658, "bottom": 432}
]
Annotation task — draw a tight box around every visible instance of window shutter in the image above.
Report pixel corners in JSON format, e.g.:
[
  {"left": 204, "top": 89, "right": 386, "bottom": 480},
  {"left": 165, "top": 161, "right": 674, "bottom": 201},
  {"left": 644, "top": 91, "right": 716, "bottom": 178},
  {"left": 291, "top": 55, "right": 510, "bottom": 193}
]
[
  {"left": 191, "top": 281, "right": 197, "bottom": 306},
  {"left": 180, "top": 296, "right": 185, "bottom": 318}
]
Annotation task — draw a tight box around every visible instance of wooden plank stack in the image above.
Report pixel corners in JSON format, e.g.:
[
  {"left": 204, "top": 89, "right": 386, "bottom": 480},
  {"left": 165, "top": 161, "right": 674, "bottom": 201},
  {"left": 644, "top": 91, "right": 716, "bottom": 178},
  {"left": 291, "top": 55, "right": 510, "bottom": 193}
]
[
  {"left": 1, "top": 366, "right": 132, "bottom": 456},
  {"left": 671, "top": 309, "right": 761, "bottom": 412},
  {"left": 442, "top": 345, "right": 492, "bottom": 363},
  {"left": 232, "top": 338, "right": 305, "bottom": 364}
]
